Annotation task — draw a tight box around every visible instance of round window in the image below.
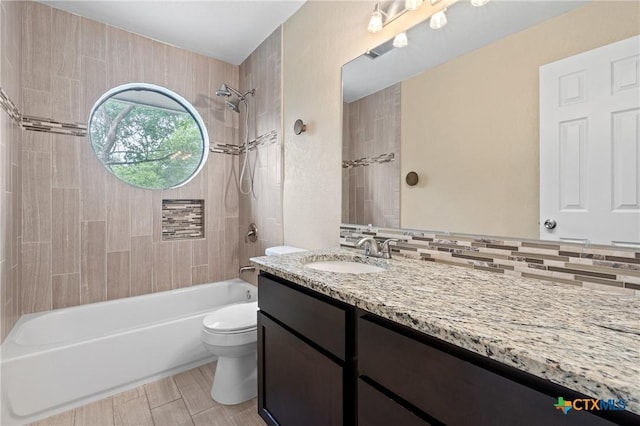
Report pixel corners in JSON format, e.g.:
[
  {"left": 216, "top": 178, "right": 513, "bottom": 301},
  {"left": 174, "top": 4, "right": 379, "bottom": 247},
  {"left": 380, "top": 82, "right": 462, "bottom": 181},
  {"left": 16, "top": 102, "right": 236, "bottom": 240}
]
[{"left": 88, "top": 83, "right": 208, "bottom": 189}]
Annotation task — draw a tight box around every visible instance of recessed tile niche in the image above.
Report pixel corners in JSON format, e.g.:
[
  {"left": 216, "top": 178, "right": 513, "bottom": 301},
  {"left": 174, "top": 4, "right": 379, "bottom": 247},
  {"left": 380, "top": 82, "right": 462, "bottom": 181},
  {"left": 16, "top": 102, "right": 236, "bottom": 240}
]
[{"left": 162, "top": 199, "right": 205, "bottom": 240}]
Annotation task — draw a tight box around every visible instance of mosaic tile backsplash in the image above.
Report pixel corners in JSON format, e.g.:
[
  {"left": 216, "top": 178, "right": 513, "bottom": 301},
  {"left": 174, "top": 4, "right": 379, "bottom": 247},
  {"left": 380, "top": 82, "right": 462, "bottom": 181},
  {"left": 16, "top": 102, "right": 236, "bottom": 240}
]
[
  {"left": 340, "top": 224, "right": 640, "bottom": 295},
  {"left": 162, "top": 200, "right": 205, "bottom": 240}
]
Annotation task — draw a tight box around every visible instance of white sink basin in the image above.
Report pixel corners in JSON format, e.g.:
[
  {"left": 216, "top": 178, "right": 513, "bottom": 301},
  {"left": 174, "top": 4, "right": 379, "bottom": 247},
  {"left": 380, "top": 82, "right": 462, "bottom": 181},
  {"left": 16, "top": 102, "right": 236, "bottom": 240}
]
[{"left": 304, "top": 260, "right": 385, "bottom": 274}]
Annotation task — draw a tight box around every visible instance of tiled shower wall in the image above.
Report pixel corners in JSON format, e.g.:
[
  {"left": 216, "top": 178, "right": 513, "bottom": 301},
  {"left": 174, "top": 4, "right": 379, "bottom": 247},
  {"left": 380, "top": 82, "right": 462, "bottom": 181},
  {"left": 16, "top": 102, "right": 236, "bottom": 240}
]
[
  {"left": 0, "top": 0, "right": 24, "bottom": 342},
  {"left": 15, "top": 2, "right": 242, "bottom": 319},
  {"left": 342, "top": 83, "right": 400, "bottom": 228},
  {"left": 238, "top": 28, "right": 283, "bottom": 285}
]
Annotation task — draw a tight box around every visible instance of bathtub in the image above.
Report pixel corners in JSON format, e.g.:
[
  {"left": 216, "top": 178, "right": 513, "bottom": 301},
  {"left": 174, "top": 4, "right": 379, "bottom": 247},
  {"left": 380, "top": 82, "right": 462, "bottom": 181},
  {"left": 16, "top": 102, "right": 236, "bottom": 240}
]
[{"left": 0, "top": 279, "right": 257, "bottom": 425}]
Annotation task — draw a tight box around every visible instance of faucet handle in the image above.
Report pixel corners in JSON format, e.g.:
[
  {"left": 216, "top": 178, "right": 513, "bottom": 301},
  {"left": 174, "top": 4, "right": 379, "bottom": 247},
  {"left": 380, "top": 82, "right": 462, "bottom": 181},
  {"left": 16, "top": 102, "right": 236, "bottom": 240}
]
[{"left": 381, "top": 239, "right": 399, "bottom": 258}]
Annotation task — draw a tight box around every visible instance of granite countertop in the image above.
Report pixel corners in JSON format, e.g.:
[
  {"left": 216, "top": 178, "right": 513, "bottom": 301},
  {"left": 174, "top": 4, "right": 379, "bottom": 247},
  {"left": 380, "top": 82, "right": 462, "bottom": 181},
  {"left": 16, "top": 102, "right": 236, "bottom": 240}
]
[{"left": 250, "top": 248, "right": 640, "bottom": 415}]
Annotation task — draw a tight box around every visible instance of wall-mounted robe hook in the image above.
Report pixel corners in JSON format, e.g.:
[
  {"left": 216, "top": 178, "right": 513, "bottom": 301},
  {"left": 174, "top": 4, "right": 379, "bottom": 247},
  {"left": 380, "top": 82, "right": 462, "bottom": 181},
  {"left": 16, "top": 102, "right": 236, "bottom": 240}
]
[{"left": 294, "top": 119, "right": 307, "bottom": 135}]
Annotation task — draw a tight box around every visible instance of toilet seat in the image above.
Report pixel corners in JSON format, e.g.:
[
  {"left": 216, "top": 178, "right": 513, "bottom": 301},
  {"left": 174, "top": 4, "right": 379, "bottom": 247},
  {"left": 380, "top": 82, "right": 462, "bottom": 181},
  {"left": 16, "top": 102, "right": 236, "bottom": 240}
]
[{"left": 203, "top": 301, "right": 258, "bottom": 334}]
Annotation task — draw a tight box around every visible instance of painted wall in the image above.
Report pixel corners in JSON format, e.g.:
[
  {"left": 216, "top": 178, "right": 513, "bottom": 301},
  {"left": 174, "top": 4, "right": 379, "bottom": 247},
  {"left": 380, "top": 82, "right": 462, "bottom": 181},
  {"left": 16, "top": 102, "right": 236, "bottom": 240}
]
[
  {"left": 282, "top": 0, "right": 443, "bottom": 249},
  {"left": 0, "top": 0, "right": 24, "bottom": 341},
  {"left": 401, "top": 1, "right": 640, "bottom": 238},
  {"left": 239, "top": 28, "right": 284, "bottom": 285},
  {"left": 17, "top": 2, "right": 241, "bottom": 316}
]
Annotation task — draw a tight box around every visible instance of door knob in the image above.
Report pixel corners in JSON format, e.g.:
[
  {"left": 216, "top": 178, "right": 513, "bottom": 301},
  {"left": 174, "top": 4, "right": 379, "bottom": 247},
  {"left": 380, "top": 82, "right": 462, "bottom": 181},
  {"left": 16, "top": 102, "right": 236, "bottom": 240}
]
[{"left": 544, "top": 219, "right": 557, "bottom": 229}]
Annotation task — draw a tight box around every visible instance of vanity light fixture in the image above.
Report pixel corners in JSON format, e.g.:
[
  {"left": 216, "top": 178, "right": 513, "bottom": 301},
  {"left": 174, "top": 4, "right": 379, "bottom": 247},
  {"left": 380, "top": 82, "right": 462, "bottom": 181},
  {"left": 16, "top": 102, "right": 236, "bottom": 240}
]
[
  {"left": 405, "top": 0, "right": 423, "bottom": 11},
  {"left": 393, "top": 32, "right": 409, "bottom": 48},
  {"left": 471, "top": 0, "right": 490, "bottom": 6},
  {"left": 368, "top": 3, "right": 384, "bottom": 33},
  {"left": 429, "top": 9, "right": 447, "bottom": 29}
]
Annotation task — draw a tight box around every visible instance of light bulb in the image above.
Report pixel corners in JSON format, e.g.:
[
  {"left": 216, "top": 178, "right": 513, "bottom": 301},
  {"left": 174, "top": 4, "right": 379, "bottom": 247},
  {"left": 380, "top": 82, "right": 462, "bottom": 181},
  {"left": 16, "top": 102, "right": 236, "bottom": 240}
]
[
  {"left": 405, "top": 0, "right": 424, "bottom": 11},
  {"left": 368, "top": 8, "right": 383, "bottom": 33},
  {"left": 471, "top": 0, "right": 489, "bottom": 6},
  {"left": 429, "top": 10, "right": 447, "bottom": 29},
  {"left": 393, "top": 32, "right": 408, "bottom": 48}
]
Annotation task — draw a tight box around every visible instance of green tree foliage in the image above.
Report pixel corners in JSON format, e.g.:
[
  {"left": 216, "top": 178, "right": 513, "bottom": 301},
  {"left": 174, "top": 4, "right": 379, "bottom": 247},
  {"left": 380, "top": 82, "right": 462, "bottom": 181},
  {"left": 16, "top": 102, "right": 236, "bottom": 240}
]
[{"left": 89, "top": 98, "right": 203, "bottom": 189}]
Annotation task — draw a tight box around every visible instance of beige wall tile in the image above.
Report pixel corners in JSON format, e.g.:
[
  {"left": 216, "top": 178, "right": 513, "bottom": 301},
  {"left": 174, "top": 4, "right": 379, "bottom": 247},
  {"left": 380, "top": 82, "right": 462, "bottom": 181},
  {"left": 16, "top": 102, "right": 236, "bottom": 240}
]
[
  {"left": 172, "top": 240, "right": 192, "bottom": 288},
  {"left": 79, "top": 138, "right": 106, "bottom": 221},
  {"left": 52, "top": 8, "right": 81, "bottom": 79},
  {"left": 22, "top": 87, "right": 51, "bottom": 118},
  {"left": 144, "top": 376, "right": 181, "bottom": 409},
  {"left": 80, "top": 18, "right": 106, "bottom": 61},
  {"left": 106, "top": 26, "right": 131, "bottom": 88},
  {"left": 107, "top": 251, "right": 130, "bottom": 300},
  {"left": 52, "top": 188, "right": 80, "bottom": 274},
  {"left": 151, "top": 399, "right": 194, "bottom": 426},
  {"left": 130, "top": 34, "right": 154, "bottom": 82},
  {"left": 52, "top": 135, "right": 80, "bottom": 188},
  {"left": 106, "top": 179, "right": 131, "bottom": 252},
  {"left": 81, "top": 221, "right": 106, "bottom": 303},
  {"left": 153, "top": 242, "right": 172, "bottom": 292},
  {"left": 130, "top": 189, "right": 152, "bottom": 237},
  {"left": 131, "top": 236, "right": 152, "bottom": 296},
  {"left": 23, "top": 130, "right": 51, "bottom": 153},
  {"left": 22, "top": 151, "right": 51, "bottom": 243},
  {"left": 150, "top": 41, "right": 168, "bottom": 87},
  {"left": 52, "top": 272, "right": 80, "bottom": 309},
  {"left": 52, "top": 77, "right": 82, "bottom": 124},
  {"left": 22, "top": 2, "right": 51, "bottom": 92},
  {"left": 192, "top": 239, "right": 208, "bottom": 266},
  {"left": 21, "top": 241, "right": 52, "bottom": 313},
  {"left": 82, "top": 56, "right": 107, "bottom": 123},
  {"left": 192, "top": 265, "right": 208, "bottom": 285}
]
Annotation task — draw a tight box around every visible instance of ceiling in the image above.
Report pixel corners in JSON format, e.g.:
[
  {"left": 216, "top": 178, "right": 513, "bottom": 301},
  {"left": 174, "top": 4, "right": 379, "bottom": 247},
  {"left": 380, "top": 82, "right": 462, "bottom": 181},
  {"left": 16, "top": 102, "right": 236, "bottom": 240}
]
[
  {"left": 39, "top": 0, "right": 305, "bottom": 65},
  {"left": 343, "top": 0, "right": 588, "bottom": 102}
]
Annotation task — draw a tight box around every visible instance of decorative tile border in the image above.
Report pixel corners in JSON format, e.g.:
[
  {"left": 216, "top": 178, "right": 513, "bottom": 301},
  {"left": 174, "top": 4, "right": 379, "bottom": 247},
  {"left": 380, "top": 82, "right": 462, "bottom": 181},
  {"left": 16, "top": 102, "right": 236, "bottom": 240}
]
[
  {"left": 0, "top": 87, "right": 21, "bottom": 123},
  {"left": 22, "top": 115, "right": 87, "bottom": 137},
  {"left": 210, "top": 129, "right": 277, "bottom": 155},
  {"left": 162, "top": 199, "right": 205, "bottom": 240},
  {"left": 340, "top": 224, "right": 640, "bottom": 295},
  {"left": 342, "top": 152, "right": 395, "bottom": 169}
]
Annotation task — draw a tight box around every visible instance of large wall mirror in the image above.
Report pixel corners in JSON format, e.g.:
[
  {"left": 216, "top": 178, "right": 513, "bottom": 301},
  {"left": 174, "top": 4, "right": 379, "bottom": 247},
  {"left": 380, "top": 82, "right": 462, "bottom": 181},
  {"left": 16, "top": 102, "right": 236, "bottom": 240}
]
[
  {"left": 342, "top": 0, "right": 640, "bottom": 246},
  {"left": 89, "top": 83, "right": 209, "bottom": 190}
]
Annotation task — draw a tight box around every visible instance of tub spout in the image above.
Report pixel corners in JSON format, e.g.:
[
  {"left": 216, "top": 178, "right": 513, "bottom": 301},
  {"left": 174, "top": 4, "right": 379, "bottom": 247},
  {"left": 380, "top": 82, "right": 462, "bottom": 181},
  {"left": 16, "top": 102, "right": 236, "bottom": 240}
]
[{"left": 239, "top": 265, "right": 255, "bottom": 274}]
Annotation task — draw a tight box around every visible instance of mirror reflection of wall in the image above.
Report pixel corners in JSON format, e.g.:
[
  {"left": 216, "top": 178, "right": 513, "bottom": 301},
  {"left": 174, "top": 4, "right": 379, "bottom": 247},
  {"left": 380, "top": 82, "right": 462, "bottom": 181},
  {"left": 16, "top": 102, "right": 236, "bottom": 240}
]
[
  {"left": 342, "top": 83, "right": 401, "bottom": 228},
  {"left": 342, "top": 0, "right": 640, "bottom": 242}
]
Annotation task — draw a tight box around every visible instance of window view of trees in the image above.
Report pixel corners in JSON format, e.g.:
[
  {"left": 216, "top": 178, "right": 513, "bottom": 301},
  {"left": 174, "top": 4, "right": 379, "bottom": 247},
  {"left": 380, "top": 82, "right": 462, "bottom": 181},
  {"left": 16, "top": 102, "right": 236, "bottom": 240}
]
[{"left": 89, "top": 95, "right": 204, "bottom": 189}]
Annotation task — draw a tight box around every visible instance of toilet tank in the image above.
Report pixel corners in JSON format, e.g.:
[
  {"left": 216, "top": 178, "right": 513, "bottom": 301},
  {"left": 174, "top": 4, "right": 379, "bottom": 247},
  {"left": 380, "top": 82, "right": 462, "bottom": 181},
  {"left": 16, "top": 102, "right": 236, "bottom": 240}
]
[{"left": 265, "top": 246, "right": 306, "bottom": 256}]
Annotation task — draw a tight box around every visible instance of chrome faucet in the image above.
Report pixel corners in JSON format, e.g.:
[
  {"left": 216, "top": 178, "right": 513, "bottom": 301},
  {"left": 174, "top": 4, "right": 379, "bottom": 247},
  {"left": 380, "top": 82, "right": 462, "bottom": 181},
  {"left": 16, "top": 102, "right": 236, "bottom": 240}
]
[
  {"left": 356, "top": 237, "right": 379, "bottom": 256},
  {"left": 356, "top": 237, "right": 398, "bottom": 259}
]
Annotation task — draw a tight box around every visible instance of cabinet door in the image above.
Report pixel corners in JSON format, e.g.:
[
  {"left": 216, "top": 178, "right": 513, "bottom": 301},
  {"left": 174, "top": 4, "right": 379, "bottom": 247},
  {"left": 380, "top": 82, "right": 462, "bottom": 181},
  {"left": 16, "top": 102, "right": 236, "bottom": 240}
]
[
  {"left": 358, "top": 379, "right": 430, "bottom": 426},
  {"left": 258, "top": 312, "right": 343, "bottom": 426}
]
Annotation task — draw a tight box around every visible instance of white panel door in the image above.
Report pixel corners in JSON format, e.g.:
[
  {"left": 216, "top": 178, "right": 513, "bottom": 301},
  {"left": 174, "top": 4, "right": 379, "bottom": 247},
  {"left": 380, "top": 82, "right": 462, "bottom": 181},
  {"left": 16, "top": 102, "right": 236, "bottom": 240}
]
[{"left": 540, "top": 36, "right": 640, "bottom": 246}]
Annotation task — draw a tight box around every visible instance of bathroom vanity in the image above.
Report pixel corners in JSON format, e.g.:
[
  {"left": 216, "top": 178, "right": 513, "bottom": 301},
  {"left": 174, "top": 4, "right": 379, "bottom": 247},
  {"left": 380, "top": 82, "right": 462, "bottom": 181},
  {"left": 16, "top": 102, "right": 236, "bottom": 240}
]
[{"left": 252, "top": 250, "right": 640, "bottom": 426}]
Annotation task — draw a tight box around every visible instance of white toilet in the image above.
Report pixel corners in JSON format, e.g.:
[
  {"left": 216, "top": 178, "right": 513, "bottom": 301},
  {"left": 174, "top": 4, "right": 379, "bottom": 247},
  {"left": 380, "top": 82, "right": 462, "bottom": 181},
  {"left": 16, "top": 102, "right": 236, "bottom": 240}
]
[{"left": 200, "top": 246, "right": 306, "bottom": 405}]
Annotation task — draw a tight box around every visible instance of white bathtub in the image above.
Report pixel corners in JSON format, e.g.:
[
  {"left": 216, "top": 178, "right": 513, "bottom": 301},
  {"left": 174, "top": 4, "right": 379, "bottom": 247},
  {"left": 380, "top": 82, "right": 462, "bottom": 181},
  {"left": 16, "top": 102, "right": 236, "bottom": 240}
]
[{"left": 0, "top": 279, "right": 257, "bottom": 425}]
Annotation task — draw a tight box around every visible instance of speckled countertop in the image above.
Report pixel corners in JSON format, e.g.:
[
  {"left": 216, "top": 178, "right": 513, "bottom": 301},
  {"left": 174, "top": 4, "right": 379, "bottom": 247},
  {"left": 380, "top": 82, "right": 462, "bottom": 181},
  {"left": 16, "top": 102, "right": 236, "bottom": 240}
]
[{"left": 250, "top": 248, "right": 640, "bottom": 415}]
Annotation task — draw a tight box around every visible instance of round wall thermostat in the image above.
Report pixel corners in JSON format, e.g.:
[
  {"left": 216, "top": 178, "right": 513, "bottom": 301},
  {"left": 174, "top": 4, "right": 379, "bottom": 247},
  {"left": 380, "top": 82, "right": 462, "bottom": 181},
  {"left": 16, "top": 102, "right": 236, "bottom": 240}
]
[{"left": 405, "top": 171, "right": 419, "bottom": 186}]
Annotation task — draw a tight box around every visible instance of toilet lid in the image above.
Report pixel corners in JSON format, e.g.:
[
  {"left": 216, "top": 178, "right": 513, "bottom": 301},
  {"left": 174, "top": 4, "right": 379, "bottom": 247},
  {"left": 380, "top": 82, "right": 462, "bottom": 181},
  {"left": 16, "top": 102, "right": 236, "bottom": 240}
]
[{"left": 203, "top": 302, "right": 258, "bottom": 332}]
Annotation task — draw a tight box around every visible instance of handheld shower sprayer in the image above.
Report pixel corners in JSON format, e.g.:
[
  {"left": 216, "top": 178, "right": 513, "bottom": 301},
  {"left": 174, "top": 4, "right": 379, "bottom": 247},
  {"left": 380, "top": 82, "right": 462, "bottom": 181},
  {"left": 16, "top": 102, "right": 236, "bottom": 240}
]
[{"left": 215, "top": 83, "right": 256, "bottom": 195}]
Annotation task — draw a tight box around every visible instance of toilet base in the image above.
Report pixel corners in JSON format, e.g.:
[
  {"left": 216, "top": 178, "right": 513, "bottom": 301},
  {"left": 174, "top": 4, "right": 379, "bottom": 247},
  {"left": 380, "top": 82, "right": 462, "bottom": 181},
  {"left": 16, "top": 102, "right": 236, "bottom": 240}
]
[{"left": 211, "top": 353, "right": 257, "bottom": 405}]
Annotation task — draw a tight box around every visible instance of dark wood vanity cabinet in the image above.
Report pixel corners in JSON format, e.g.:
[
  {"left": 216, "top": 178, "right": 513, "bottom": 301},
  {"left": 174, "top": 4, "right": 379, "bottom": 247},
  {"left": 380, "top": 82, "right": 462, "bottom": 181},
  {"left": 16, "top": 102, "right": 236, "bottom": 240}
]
[
  {"left": 257, "top": 273, "right": 356, "bottom": 426},
  {"left": 258, "top": 272, "right": 638, "bottom": 426}
]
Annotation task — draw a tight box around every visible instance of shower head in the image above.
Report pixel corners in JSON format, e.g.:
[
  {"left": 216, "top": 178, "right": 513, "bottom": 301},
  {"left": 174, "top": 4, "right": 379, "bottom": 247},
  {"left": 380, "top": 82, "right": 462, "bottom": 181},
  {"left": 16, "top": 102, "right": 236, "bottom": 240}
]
[
  {"left": 225, "top": 98, "right": 240, "bottom": 113},
  {"left": 215, "top": 83, "right": 243, "bottom": 98}
]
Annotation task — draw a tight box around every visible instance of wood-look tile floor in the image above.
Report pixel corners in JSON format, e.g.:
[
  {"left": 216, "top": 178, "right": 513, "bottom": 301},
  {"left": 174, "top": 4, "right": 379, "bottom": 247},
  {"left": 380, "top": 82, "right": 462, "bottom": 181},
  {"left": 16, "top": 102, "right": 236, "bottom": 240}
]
[{"left": 31, "top": 362, "right": 264, "bottom": 426}]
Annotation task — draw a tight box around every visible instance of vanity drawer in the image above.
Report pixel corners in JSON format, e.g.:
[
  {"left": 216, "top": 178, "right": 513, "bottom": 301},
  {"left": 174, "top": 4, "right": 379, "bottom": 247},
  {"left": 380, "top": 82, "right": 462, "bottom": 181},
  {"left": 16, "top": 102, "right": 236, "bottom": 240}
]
[
  {"left": 358, "top": 379, "right": 430, "bottom": 426},
  {"left": 358, "top": 314, "right": 615, "bottom": 426},
  {"left": 258, "top": 273, "right": 346, "bottom": 360}
]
